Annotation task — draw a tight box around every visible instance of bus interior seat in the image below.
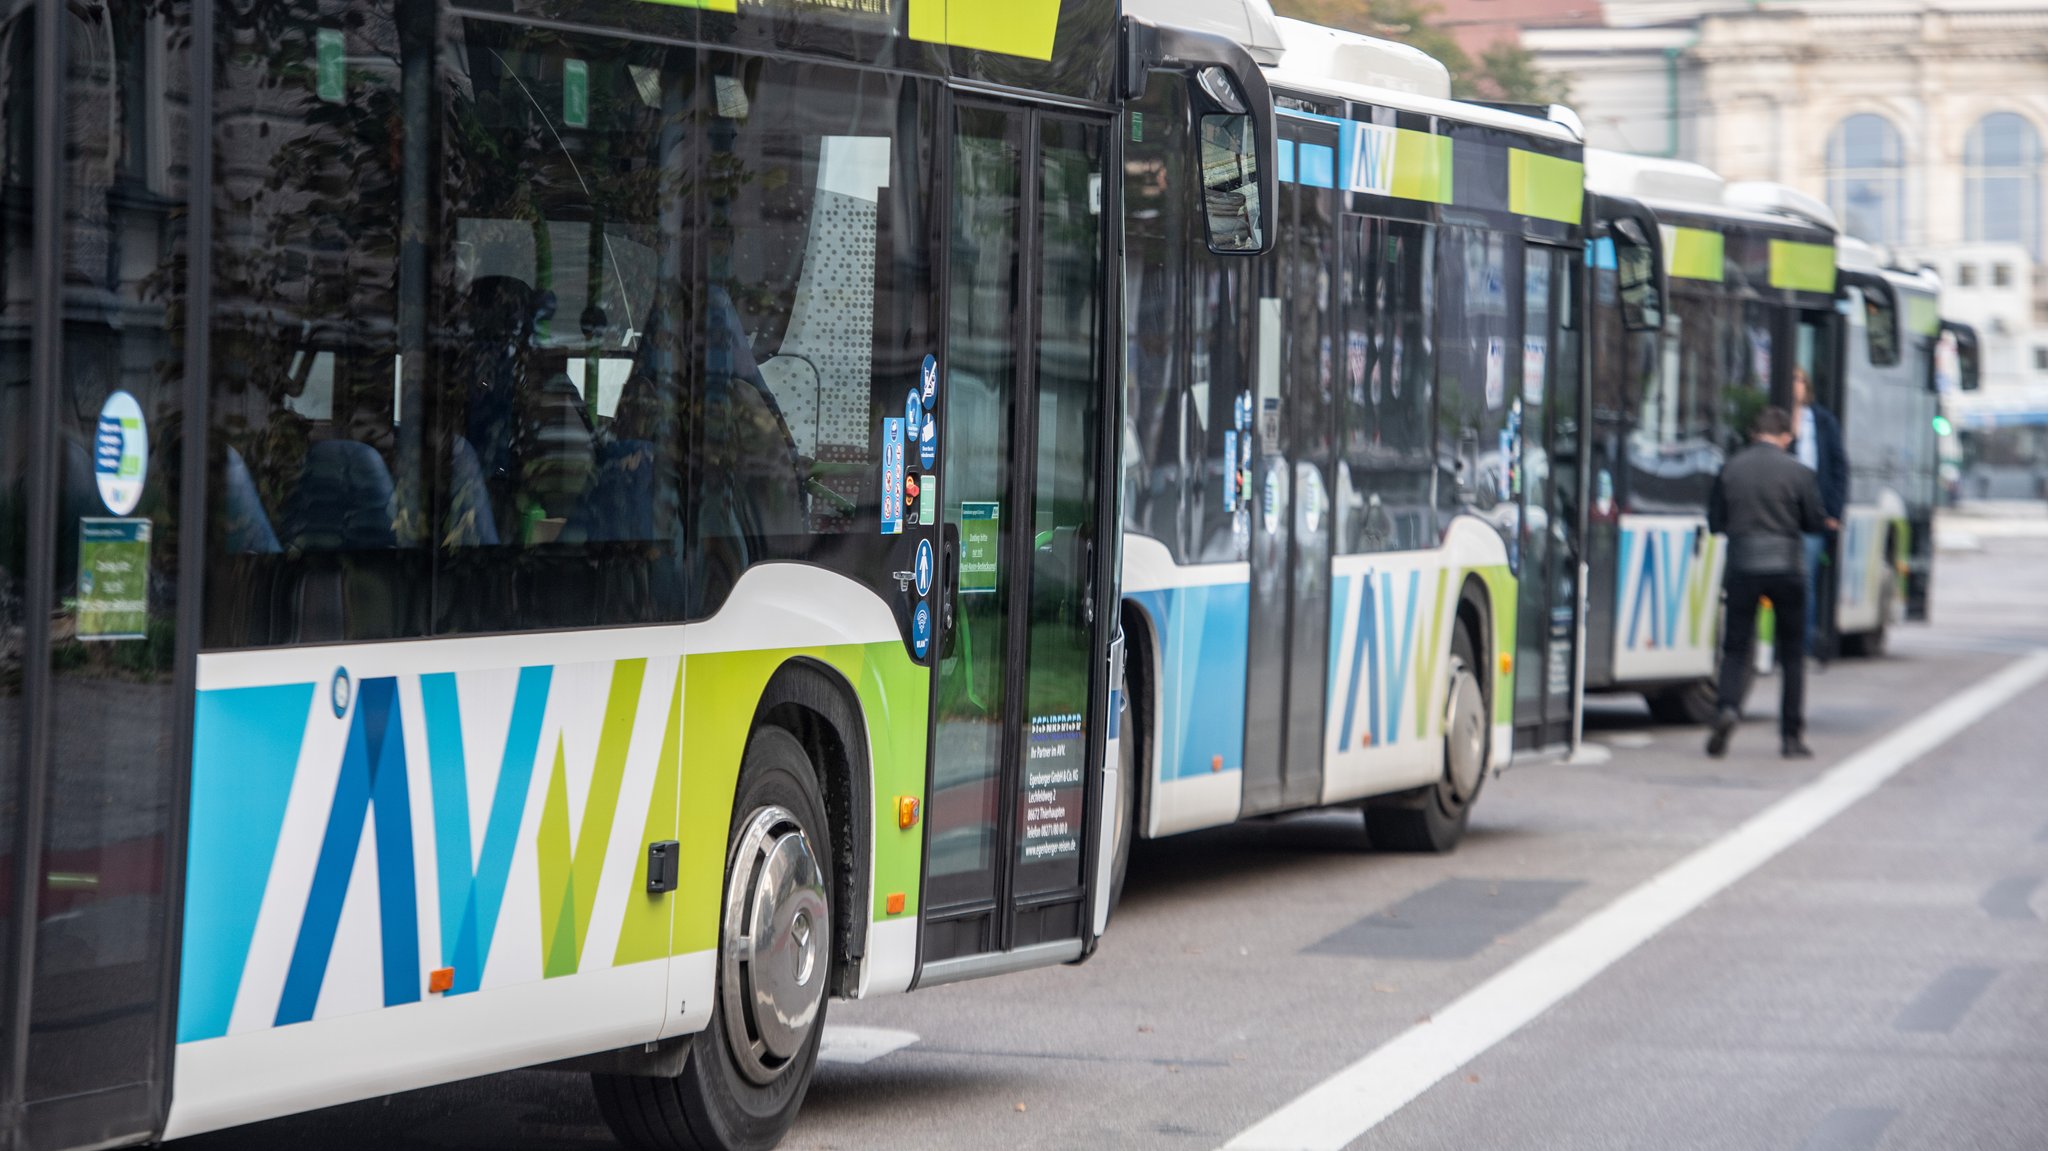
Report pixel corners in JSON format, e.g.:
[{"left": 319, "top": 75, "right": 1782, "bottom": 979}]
[
  {"left": 443, "top": 435, "right": 499, "bottom": 547},
  {"left": 221, "top": 445, "right": 282, "bottom": 554}
]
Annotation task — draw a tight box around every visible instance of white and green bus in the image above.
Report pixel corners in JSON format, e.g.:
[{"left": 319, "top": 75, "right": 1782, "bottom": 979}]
[
  {"left": 1116, "top": 0, "right": 1592, "bottom": 863},
  {"left": 0, "top": 2, "right": 1273, "bottom": 1149}
]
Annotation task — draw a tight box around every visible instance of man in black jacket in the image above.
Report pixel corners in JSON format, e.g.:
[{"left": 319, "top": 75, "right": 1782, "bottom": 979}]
[
  {"left": 1707, "top": 406, "right": 1831, "bottom": 759},
  {"left": 1793, "top": 368, "right": 1849, "bottom": 659}
]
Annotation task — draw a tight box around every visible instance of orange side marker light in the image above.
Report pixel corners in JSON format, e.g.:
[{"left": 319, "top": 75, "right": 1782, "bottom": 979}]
[
  {"left": 1499, "top": 653, "right": 1513, "bottom": 676},
  {"left": 428, "top": 967, "right": 455, "bottom": 994},
  {"left": 898, "top": 795, "right": 921, "bottom": 829},
  {"left": 886, "top": 892, "right": 906, "bottom": 916},
  {"left": 1211, "top": 754, "right": 1223, "bottom": 773}
]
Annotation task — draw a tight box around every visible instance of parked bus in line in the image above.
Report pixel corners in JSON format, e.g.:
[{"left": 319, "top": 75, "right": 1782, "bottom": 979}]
[
  {"left": 1581, "top": 152, "right": 1844, "bottom": 721},
  {"left": 1112, "top": 0, "right": 1592, "bottom": 871},
  {"left": 0, "top": 2, "right": 1276, "bottom": 1149},
  {"left": 1831, "top": 239, "right": 1981, "bottom": 652}
]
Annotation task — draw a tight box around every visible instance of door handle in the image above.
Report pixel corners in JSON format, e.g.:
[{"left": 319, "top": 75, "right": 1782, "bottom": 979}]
[{"left": 940, "top": 523, "right": 960, "bottom": 658}]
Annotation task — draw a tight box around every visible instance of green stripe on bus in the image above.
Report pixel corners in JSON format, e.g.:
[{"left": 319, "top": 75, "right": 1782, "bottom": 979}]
[
  {"left": 1392, "top": 129, "right": 1453, "bottom": 204},
  {"left": 1769, "top": 239, "right": 1836, "bottom": 293},
  {"left": 907, "top": 0, "right": 1059, "bottom": 60},
  {"left": 634, "top": 0, "right": 738, "bottom": 10},
  {"left": 1665, "top": 226, "right": 1725, "bottom": 282},
  {"left": 1906, "top": 292, "right": 1940, "bottom": 337},
  {"left": 1508, "top": 150, "right": 1583, "bottom": 224}
]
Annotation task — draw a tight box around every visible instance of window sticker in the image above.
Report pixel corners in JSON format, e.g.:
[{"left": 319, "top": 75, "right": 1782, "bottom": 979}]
[
  {"left": 959, "top": 501, "right": 999, "bottom": 593},
  {"left": 77, "top": 518, "right": 150, "bottom": 641},
  {"left": 315, "top": 28, "right": 345, "bottom": 104},
  {"left": 95, "top": 390, "right": 148, "bottom": 516},
  {"left": 1223, "top": 430, "right": 1239, "bottom": 511},
  {"left": 881, "top": 417, "right": 904, "bottom": 534},
  {"left": 921, "top": 353, "right": 939, "bottom": 408}
]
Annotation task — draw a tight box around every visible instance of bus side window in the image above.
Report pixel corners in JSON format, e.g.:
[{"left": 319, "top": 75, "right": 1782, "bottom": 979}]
[
  {"left": 1613, "top": 217, "right": 1661, "bottom": 332},
  {"left": 1864, "top": 282, "right": 1901, "bottom": 367}
]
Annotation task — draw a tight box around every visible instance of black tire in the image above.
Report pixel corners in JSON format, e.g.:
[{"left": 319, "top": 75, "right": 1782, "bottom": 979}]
[
  {"left": 1645, "top": 678, "right": 1720, "bottom": 725},
  {"left": 1107, "top": 673, "right": 1137, "bottom": 918},
  {"left": 593, "top": 726, "right": 832, "bottom": 1151},
  {"left": 1840, "top": 575, "right": 1891, "bottom": 658},
  {"left": 1366, "top": 626, "right": 1487, "bottom": 853}
]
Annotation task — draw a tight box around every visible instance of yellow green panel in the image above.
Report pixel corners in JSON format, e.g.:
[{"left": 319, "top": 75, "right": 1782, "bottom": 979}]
[
  {"left": 1509, "top": 150, "right": 1584, "bottom": 225},
  {"left": 672, "top": 642, "right": 931, "bottom": 956},
  {"left": 1666, "top": 226, "right": 1725, "bottom": 282},
  {"left": 1463, "top": 565, "right": 1518, "bottom": 727},
  {"left": 1905, "top": 292, "right": 1940, "bottom": 337},
  {"left": 633, "top": 0, "right": 737, "bottom": 10},
  {"left": 907, "top": 0, "right": 1059, "bottom": 60},
  {"left": 1391, "top": 129, "right": 1452, "bottom": 205},
  {"left": 1769, "top": 239, "right": 1836, "bottom": 294}
]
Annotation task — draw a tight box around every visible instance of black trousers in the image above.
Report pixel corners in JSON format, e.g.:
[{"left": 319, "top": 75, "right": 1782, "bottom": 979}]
[{"left": 1716, "top": 568, "right": 1807, "bottom": 739}]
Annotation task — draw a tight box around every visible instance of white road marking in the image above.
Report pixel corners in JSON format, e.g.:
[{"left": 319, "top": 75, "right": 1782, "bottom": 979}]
[
  {"left": 817, "top": 1026, "right": 920, "bottom": 1066},
  {"left": 1224, "top": 650, "right": 2048, "bottom": 1151}
]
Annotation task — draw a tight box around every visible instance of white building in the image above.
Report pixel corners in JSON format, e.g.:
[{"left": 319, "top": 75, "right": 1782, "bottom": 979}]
[{"left": 1527, "top": 0, "right": 2048, "bottom": 477}]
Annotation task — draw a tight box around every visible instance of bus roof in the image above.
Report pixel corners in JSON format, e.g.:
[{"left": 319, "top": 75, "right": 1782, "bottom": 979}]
[
  {"left": 1271, "top": 16, "right": 1452, "bottom": 100},
  {"left": 1125, "top": 0, "right": 1564, "bottom": 140},
  {"left": 1587, "top": 149, "right": 1838, "bottom": 236}
]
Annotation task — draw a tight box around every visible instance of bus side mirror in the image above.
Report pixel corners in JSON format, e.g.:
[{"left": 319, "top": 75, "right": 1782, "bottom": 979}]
[
  {"left": 1122, "top": 17, "right": 1277, "bottom": 257},
  {"left": 1942, "top": 321, "right": 1981, "bottom": 392},
  {"left": 1613, "top": 214, "right": 1663, "bottom": 333}
]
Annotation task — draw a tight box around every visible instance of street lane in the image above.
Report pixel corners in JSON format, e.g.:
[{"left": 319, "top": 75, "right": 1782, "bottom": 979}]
[{"left": 180, "top": 527, "right": 2048, "bottom": 1151}]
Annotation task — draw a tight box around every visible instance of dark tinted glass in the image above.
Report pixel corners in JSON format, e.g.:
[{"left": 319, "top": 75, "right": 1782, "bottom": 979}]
[
  {"left": 1435, "top": 225, "right": 1518, "bottom": 549},
  {"left": 28, "top": 0, "right": 189, "bottom": 1106},
  {"left": 695, "top": 55, "right": 937, "bottom": 619},
  {"left": 0, "top": 0, "right": 29, "bottom": 1103},
  {"left": 1337, "top": 216, "right": 1435, "bottom": 554},
  {"left": 1122, "top": 79, "right": 1191, "bottom": 560},
  {"left": 206, "top": 1, "right": 428, "bottom": 646}
]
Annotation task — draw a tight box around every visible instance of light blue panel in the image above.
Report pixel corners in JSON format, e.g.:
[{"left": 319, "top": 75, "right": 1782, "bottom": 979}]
[
  {"left": 1130, "top": 578, "right": 1250, "bottom": 782},
  {"left": 1297, "top": 143, "right": 1336, "bottom": 190},
  {"left": 1278, "top": 138, "right": 1296, "bottom": 185},
  {"left": 181, "top": 682, "right": 316, "bottom": 1043},
  {"left": 1588, "top": 236, "right": 1617, "bottom": 270}
]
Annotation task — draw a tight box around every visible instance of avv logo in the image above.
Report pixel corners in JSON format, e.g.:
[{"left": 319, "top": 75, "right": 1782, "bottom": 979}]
[
  {"left": 1328, "top": 566, "right": 1450, "bottom": 751},
  {"left": 1343, "top": 122, "right": 1398, "bottom": 197},
  {"left": 1618, "top": 526, "right": 1717, "bottom": 651}
]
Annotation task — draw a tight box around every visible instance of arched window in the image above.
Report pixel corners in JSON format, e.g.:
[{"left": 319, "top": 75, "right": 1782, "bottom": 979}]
[
  {"left": 1826, "top": 114, "right": 1905, "bottom": 246},
  {"left": 1965, "top": 112, "right": 2042, "bottom": 259}
]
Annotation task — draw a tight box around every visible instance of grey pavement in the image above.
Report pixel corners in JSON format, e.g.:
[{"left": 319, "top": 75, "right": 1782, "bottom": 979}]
[{"left": 182, "top": 526, "right": 2048, "bottom": 1151}]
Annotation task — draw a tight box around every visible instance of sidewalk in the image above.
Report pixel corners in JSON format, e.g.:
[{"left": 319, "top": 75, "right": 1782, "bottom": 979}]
[{"left": 1935, "top": 502, "right": 2048, "bottom": 551}]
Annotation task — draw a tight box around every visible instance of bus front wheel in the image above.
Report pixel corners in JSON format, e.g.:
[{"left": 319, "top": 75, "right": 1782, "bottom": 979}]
[
  {"left": 1366, "top": 626, "right": 1486, "bottom": 853},
  {"left": 593, "top": 725, "right": 832, "bottom": 1151}
]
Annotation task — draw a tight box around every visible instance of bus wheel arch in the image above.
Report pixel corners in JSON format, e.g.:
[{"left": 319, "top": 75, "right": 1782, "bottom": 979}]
[
  {"left": 1111, "top": 599, "right": 1159, "bottom": 912},
  {"left": 751, "top": 659, "right": 872, "bottom": 998},
  {"left": 1366, "top": 584, "right": 1489, "bottom": 854}
]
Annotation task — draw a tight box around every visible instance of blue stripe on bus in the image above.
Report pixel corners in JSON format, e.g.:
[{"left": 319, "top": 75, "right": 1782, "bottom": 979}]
[
  {"left": 180, "top": 682, "right": 315, "bottom": 1043},
  {"left": 1297, "top": 143, "right": 1336, "bottom": 189},
  {"left": 1129, "top": 580, "right": 1249, "bottom": 781},
  {"left": 1588, "top": 236, "right": 1616, "bottom": 270},
  {"left": 1278, "top": 138, "right": 1296, "bottom": 185}
]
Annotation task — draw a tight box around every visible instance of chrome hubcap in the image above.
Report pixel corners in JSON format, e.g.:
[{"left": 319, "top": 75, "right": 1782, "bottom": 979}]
[
  {"left": 1442, "top": 654, "right": 1486, "bottom": 806},
  {"left": 720, "top": 805, "right": 828, "bottom": 1085}
]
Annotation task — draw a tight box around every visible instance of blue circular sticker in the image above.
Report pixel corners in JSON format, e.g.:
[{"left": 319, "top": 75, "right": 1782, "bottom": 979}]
[
  {"left": 911, "top": 601, "right": 932, "bottom": 659},
  {"left": 919, "top": 417, "right": 937, "bottom": 470},
  {"left": 921, "top": 354, "right": 939, "bottom": 408},
  {"left": 95, "top": 389, "right": 148, "bottom": 515},
  {"left": 915, "top": 538, "right": 934, "bottom": 598},
  {"left": 905, "top": 390, "right": 922, "bottom": 441}
]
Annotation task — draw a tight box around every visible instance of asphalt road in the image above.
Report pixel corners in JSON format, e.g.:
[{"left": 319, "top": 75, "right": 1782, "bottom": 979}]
[{"left": 183, "top": 525, "right": 2048, "bottom": 1151}]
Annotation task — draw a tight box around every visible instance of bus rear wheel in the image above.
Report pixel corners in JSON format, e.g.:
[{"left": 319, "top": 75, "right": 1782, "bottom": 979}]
[
  {"left": 1646, "top": 679, "right": 1719, "bottom": 725},
  {"left": 593, "top": 725, "right": 832, "bottom": 1151},
  {"left": 1366, "top": 626, "right": 1486, "bottom": 853}
]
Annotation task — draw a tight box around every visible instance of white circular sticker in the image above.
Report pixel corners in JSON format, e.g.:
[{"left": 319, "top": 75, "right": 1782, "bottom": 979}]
[{"left": 94, "top": 390, "right": 148, "bottom": 515}]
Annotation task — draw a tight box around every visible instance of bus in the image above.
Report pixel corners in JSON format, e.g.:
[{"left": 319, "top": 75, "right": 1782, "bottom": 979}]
[
  {"left": 1115, "top": 0, "right": 1590, "bottom": 867},
  {"left": 1831, "top": 240, "right": 1980, "bottom": 652},
  {"left": 1581, "top": 153, "right": 1843, "bottom": 721},
  {"left": 0, "top": 2, "right": 1274, "bottom": 1149}
]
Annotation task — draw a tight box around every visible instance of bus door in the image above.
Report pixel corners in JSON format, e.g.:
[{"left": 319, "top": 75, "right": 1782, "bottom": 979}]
[
  {"left": 1514, "top": 243, "right": 1586, "bottom": 750},
  {"left": 2, "top": 0, "right": 192, "bottom": 1144},
  {"left": 1241, "top": 115, "right": 1338, "bottom": 816},
  {"left": 1794, "top": 303, "right": 1847, "bottom": 652},
  {"left": 920, "top": 99, "right": 1112, "bottom": 977}
]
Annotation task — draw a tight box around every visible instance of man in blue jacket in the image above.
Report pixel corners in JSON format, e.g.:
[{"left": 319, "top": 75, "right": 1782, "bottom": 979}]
[{"left": 1793, "top": 368, "right": 1848, "bottom": 660}]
